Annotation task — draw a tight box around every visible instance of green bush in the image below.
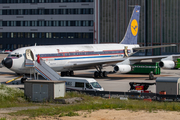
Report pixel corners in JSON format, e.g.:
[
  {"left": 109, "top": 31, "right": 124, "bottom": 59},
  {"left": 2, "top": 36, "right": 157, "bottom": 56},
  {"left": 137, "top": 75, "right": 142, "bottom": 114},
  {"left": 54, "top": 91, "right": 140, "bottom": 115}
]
[
  {"left": 0, "top": 84, "right": 24, "bottom": 102},
  {"left": 0, "top": 84, "right": 25, "bottom": 108}
]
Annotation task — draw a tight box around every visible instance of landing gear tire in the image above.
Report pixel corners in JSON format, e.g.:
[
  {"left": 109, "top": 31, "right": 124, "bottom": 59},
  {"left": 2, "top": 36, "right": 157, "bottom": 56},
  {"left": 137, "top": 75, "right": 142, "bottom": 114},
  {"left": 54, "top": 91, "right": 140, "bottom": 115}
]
[
  {"left": 21, "top": 78, "right": 27, "bottom": 83},
  {"left": 61, "top": 71, "right": 74, "bottom": 76},
  {"left": 69, "top": 71, "right": 74, "bottom": 76},
  {"left": 99, "top": 71, "right": 103, "bottom": 77},
  {"left": 94, "top": 71, "right": 108, "bottom": 78},
  {"left": 103, "top": 71, "right": 107, "bottom": 77},
  {"left": 61, "top": 72, "right": 66, "bottom": 77},
  {"left": 94, "top": 71, "right": 99, "bottom": 78},
  {"left": 66, "top": 71, "right": 70, "bottom": 76}
]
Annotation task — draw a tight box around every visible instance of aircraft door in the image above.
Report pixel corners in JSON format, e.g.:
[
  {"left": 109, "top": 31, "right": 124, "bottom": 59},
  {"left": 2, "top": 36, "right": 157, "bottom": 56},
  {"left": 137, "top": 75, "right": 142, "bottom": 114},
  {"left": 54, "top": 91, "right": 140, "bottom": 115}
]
[
  {"left": 124, "top": 46, "right": 129, "bottom": 57},
  {"left": 25, "top": 49, "right": 34, "bottom": 61}
]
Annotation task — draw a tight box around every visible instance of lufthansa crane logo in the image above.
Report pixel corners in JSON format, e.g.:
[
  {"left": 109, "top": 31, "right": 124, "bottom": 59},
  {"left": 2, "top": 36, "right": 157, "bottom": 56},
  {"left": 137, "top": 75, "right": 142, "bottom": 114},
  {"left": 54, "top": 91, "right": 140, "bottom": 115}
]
[{"left": 131, "top": 19, "right": 138, "bottom": 36}]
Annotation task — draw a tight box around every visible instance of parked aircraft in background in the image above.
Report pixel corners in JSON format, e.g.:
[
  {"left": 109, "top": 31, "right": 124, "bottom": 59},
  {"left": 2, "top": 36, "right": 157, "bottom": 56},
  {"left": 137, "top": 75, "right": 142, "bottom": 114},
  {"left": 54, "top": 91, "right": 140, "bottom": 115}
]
[{"left": 1, "top": 6, "right": 179, "bottom": 78}]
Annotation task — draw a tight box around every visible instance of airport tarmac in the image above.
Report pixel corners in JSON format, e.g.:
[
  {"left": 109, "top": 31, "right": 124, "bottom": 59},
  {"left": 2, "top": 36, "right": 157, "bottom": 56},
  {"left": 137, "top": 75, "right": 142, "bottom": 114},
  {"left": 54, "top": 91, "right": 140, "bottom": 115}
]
[{"left": 1, "top": 54, "right": 180, "bottom": 93}]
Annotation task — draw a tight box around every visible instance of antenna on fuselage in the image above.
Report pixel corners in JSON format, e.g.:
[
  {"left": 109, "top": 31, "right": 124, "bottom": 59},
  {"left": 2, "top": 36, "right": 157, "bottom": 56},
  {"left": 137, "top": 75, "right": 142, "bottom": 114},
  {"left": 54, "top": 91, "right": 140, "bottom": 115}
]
[{"left": 34, "top": 43, "right": 37, "bottom": 46}]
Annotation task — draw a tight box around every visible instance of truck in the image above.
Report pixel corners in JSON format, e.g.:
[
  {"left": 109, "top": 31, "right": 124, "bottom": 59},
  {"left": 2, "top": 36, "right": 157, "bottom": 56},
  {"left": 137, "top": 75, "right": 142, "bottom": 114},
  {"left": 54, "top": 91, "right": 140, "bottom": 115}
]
[
  {"left": 128, "top": 82, "right": 156, "bottom": 99},
  {"left": 129, "top": 82, "right": 156, "bottom": 93},
  {"left": 60, "top": 77, "right": 104, "bottom": 91}
]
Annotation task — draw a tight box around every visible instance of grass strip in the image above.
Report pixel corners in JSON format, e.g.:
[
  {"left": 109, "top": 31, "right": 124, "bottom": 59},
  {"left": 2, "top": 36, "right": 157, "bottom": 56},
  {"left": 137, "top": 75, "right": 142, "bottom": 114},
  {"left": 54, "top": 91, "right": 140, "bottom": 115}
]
[
  {"left": 10, "top": 94, "right": 180, "bottom": 117},
  {"left": 1, "top": 86, "right": 180, "bottom": 118}
]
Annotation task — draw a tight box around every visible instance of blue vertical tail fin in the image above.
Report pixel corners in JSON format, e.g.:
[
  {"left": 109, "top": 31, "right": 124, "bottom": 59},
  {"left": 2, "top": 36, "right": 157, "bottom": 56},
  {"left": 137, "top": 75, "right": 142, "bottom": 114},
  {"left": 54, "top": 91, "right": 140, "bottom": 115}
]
[{"left": 120, "top": 5, "right": 141, "bottom": 44}]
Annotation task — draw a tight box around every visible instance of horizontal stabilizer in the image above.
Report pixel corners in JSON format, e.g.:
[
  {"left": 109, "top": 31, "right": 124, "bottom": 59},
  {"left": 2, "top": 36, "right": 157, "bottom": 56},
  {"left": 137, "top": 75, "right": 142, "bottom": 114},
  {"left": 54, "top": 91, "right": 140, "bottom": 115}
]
[{"left": 133, "top": 44, "right": 176, "bottom": 51}]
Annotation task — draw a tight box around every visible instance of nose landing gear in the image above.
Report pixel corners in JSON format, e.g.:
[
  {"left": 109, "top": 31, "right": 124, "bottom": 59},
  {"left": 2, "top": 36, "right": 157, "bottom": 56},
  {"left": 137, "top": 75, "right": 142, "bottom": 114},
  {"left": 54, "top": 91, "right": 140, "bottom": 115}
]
[
  {"left": 21, "top": 74, "right": 27, "bottom": 83},
  {"left": 21, "top": 77, "right": 27, "bottom": 83}
]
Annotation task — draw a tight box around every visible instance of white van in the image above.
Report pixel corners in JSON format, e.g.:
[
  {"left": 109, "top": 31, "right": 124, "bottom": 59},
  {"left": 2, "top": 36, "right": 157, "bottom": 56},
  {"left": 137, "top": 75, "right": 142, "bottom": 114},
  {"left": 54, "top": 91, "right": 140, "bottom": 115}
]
[{"left": 59, "top": 77, "right": 104, "bottom": 91}]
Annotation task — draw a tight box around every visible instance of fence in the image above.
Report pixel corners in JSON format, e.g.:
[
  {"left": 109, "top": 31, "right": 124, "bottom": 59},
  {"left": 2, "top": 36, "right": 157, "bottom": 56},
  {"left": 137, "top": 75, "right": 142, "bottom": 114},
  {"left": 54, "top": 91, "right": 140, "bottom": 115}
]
[{"left": 67, "top": 90, "right": 180, "bottom": 101}]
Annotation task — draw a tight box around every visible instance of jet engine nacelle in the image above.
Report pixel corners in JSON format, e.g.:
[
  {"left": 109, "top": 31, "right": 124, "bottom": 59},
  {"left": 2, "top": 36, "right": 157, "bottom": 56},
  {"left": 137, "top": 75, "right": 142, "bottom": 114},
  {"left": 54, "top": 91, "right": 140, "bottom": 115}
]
[
  {"left": 114, "top": 65, "right": 132, "bottom": 73},
  {"left": 159, "top": 60, "right": 175, "bottom": 69}
]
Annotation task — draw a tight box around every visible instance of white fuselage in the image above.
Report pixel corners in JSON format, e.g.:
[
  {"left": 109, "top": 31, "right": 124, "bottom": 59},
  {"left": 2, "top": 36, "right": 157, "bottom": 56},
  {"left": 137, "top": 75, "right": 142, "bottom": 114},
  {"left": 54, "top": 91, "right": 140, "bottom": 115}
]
[{"left": 6, "top": 43, "right": 140, "bottom": 74}]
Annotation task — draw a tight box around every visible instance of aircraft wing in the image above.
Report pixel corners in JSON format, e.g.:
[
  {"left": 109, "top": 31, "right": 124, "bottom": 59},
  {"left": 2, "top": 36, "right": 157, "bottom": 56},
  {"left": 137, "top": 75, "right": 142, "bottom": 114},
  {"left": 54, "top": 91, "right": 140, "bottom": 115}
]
[
  {"left": 128, "top": 55, "right": 180, "bottom": 62},
  {"left": 133, "top": 44, "right": 176, "bottom": 51},
  {"left": 67, "top": 54, "right": 180, "bottom": 70}
]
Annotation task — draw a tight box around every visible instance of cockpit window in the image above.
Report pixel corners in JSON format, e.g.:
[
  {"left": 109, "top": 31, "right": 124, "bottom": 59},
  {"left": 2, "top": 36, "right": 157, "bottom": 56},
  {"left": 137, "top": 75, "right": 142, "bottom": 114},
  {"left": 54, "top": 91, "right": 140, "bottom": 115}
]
[{"left": 8, "top": 54, "right": 22, "bottom": 58}]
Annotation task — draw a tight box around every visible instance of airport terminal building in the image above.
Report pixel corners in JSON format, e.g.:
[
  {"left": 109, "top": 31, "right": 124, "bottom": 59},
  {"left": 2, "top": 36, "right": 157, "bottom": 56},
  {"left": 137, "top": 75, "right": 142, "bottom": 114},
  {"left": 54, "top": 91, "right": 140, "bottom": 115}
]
[
  {"left": 0, "top": 0, "right": 180, "bottom": 55},
  {"left": 0, "top": 0, "right": 94, "bottom": 50}
]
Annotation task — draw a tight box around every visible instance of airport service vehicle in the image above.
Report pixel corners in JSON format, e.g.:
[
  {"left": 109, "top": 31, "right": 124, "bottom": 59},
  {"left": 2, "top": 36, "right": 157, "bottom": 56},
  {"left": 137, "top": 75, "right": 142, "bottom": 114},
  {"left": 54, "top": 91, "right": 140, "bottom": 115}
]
[
  {"left": 62, "top": 77, "right": 104, "bottom": 91},
  {"left": 128, "top": 62, "right": 161, "bottom": 75},
  {"left": 128, "top": 82, "right": 156, "bottom": 100},
  {"left": 2, "top": 6, "right": 180, "bottom": 80},
  {"left": 129, "top": 82, "right": 156, "bottom": 93},
  {"left": 174, "top": 58, "right": 180, "bottom": 69}
]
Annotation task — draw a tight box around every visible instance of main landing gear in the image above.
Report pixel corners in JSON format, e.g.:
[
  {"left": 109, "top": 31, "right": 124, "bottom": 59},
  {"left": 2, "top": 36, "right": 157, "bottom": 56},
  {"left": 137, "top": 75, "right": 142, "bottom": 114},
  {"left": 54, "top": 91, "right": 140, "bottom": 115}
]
[
  {"left": 94, "top": 65, "right": 108, "bottom": 78},
  {"left": 61, "top": 71, "right": 74, "bottom": 77}
]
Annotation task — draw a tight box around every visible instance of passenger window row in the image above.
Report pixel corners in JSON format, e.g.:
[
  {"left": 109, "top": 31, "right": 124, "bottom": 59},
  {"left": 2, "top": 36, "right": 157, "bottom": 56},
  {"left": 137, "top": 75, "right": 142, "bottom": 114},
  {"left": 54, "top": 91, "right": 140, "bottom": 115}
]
[{"left": 39, "top": 50, "right": 126, "bottom": 57}]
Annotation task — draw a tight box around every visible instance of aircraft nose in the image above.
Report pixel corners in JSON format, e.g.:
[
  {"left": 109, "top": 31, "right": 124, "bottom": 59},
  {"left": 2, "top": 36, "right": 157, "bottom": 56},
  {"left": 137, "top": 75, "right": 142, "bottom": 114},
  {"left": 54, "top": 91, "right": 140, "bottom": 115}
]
[{"left": 3, "top": 58, "right": 13, "bottom": 69}]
